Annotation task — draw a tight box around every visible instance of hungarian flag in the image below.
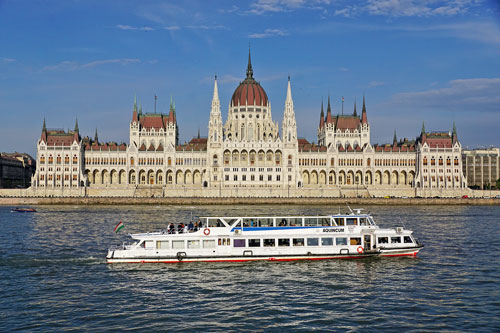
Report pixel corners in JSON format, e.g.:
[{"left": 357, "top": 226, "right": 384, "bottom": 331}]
[{"left": 114, "top": 221, "right": 124, "bottom": 233}]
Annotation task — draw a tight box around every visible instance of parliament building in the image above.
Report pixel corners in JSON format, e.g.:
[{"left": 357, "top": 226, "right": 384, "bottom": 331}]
[{"left": 30, "top": 53, "right": 468, "bottom": 197}]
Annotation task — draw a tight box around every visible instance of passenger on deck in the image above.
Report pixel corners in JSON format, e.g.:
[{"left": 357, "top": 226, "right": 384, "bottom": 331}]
[
  {"left": 188, "top": 221, "right": 194, "bottom": 232},
  {"left": 280, "top": 219, "right": 287, "bottom": 227},
  {"left": 178, "top": 223, "right": 184, "bottom": 234},
  {"left": 250, "top": 219, "right": 254, "bottom": 227},
  {"left": 168, "top": 223, "right": 175, "bottom": 234},
  {"left": 217, "top": 220, "right": 222, "bottom": 227},
  {"left": 183, "top": 224, "right": 189, "bottom": 234}
]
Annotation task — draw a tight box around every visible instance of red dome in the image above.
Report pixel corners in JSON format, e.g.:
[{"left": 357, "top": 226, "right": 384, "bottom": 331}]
[
  {"left": 231, "top": 51, "right": 268, "bottom": 107},
  {"left": 231, "top": 78, "right": 268, "bottom": 107}
]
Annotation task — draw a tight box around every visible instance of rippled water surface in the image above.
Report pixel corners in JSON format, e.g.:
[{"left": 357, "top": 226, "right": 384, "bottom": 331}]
[{"left": 0, "top": 204, "right": 499, "bottom": 331}]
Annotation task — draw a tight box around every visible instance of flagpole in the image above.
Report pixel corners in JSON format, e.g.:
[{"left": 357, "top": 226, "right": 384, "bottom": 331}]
[
  {"left": 154, "top": 94, "right": 157, "bottom": 114},
  {"left": 342, "top": 96, "right": 344, "bottom": 115}
]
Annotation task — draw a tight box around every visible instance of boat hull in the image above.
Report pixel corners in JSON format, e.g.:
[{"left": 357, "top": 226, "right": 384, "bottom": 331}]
[{"left": 106, "top": 247, "right": 423, "bottom": 264}]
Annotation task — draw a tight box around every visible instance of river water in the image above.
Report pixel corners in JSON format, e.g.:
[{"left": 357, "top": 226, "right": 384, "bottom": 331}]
[{"left": 0, "top": 204, "right": 499, "bottom": 332}]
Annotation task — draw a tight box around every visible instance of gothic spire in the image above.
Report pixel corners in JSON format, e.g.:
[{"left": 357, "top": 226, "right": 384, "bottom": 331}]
[
  {"left": 133, "top": 94, "right": 137, "bottom": 112},
  {"left": 421, "top": 121, "right": 426, "bottom": 134},
  {"left": 361, "top": 95, "right": 368, "bottom": 123},
  {"left": 285, "top": 75, "right": 292, "bottom": 103},
  {"left": 74, "top": 117, "right": 79, "bottom": 132},
  {"left": 246, "top": 47, "right": 253, "bottom": 79},
  {"left": 319, "top": 100, "right": 325, "bottom": 129},
  {"left": 327, "top": 95, "right": 331, "bottom": 114},
  {"left": 452, "top": 121, "right": 458, "bottom": 144},
  {"left": 393, "top": 130, "right": 397, "bottom": 145},
  {"left": 212, "top": 75, "right": 219, "bottom": 104},
  {"left": 353, "top": 98, "right": 357, "bottom": 117},
  {"left": 42, "top": 118, "right": 46, "bottom": 132}
]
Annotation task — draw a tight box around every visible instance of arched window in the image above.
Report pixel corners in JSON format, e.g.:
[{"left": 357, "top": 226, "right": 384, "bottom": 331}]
[
  {"left": 431, "top": 157, "right": 436, "bottom": 166},
  {"left": 56, "top": 155, "right": 61, "bottom": 164},
  {"left": 130, "top": 157, "right": 134, "bottom": 166},
  {"left": 64, "top": 155, "right": 69, "bottom": 164},
  {"left": 423, "top": 157, "right": 428, "bottom": 166},
  {"left": 439, "top": 157, "right": 443, "bottom": 166},
  {"left": 367, "top": 158, "right": 371, "bottom": 167},
  {"left": 213, "top": 154, "right": 218, "bottom": 166}
]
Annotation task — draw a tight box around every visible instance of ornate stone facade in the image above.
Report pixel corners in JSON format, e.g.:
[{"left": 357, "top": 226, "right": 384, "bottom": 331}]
[{"left": 30, "top": 53, "right": 468, "bottom": 197}]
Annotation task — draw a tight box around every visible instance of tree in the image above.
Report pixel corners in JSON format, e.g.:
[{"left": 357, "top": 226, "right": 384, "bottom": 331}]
[{"left": 496, "top": 178, "right": 500, "bottom": 190}]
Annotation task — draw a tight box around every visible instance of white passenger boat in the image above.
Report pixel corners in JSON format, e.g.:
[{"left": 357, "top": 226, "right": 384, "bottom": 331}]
[{"left": 106, "top": 208, "right": 423, "bottom": 264}]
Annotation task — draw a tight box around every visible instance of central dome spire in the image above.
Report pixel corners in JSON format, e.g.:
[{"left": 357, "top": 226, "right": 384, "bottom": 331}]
[{"left": 246, "top": 47, "right": 253, "bottom": 79}]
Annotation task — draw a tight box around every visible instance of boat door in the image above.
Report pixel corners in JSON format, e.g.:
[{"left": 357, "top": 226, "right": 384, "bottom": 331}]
[{"left": 363, "top": 235, "right": 372, "bottom": 251}]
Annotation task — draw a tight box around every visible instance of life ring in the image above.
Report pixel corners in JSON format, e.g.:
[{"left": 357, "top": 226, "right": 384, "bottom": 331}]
[
  {"left": 203, "top": 228, "right": 210, "bottom": 236},
  {"left": 357, "top": 246, "right": 364, "bottom": 254}
]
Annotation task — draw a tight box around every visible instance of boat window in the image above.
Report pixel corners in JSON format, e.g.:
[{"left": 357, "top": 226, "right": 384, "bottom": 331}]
[
  {"left": 307, "top": 238, "right": 319, "bottom": 246},
  {"left": 288, "top": 218, "right": 302, "bottom": 226},
  {"left": 391, "top": 237, "right": 401, "bottom": 244},
  {"left": 378, "top": 237, "right": 389, "bottom": 244},
  {"left": 335, "top": 218, "right": 345, "bottom": 226},
  {"left": 248, "top": 239, "right": 261, "bottom": 247},
  {"left": 208, "top": 219, "right": 225, "bottom": 228},
  {"left": 218, "top": 238, "right": 231, "bottom": 246},
  {"left": 145, "top": 240, "right": 154, "bottom": 249},
  {"left": 278, "top": 238, "right": 290, "bottom": 246},
  {"left": 304, "top": 218, "right": 318, "bottom": 226},
  {"left": 156, "top": 241, "right": 169, "bottom": 249},
  {"left": 350, "top": 237, "right": 361, "bottom": 245},
  {"left": 203, "top": 240, "right": 215, "bottom": 248},
  {"left": 263, "top": 239, "right": 275, "bottom": 247},
  {"left": 404, "top": 236, "right": 413, "bottom": 244},
  {"left": 321, "top": 237, "right": 333, "bottom": 246},
  {"left": 139, "top": 241, "right": 145, "bottom": 248},
  {"left": 359, "top": 218, "right": 368, "bottom": 226},
  {"left": 278, "top": 218, "right": 288, "bottom": 227},
  {"left": 293, "top": 238, "right": 304, "bottom": 246},
  {"left": 259, "top": 218, "right": 273, "bottom": 227},
  {"left": 187, "top": 240, "right": 200, "bottom": 249},
  {"left": 234, "top": 239, "right": 246, "bottom": 247},
  {"left": 346, "top": 218, "right": 357, "bottom": 226},
  {"left": 336, "top": 237, "right": 347, "bottom": 245},
  {"left": 320, "top": 218, "right": 331, "bottom": 226},
  {"left": 243, "top": 218, "right": 258, "bottom": 227},
  {"left": 172, "top": 240, "right": 185, "bottom": 249}
]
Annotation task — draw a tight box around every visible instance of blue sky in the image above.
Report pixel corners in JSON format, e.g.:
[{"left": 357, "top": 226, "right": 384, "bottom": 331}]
[{"left": 1, "top": 0, "right": 499, "bottom": 157}]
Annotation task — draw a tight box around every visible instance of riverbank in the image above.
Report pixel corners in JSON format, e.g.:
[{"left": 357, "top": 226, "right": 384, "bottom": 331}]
[{"left": 1, "top": 196, "right": 498, "bottom": 206}]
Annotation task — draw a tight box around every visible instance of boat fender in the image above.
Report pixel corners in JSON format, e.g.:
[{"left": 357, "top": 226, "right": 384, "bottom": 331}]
[
  {"left": 203, "top": 228, "right": 210, "bottom": 236},
  {"left": 357, "top": 246, "right": 364, "bottom": 254}
]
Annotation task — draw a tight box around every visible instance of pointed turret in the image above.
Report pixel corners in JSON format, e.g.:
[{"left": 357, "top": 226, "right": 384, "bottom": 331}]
[
  {"left": 74, "top": 118, "right": 79, "bottom": 132},
  {"left": 133, "top": 95, "right": 137, "bottom": 112},
  {"left": 353, "top": 98, "right": 357, "bottom": 117},
  {"left": 212, "top": 75, "right": 220, "bottom": 107},
  {"left": 41, "top": 118, "right": 47, "bottom": 142},
  {"left": 197, "top": 127, "right": 200, "bottom": 139},
  {"left": 246, "top": 47, "right": 253, "bottom": 79},
  {"left": 361, "top": 95, "right": 368, "bottom": 123},
  {"left": 94, "top": 128, "right": 99, "bottom": 144},
  {"left": 421, "top": 122, "right": 427, "bottom": 142},
  {"left": 319, "top": 100, "right": 325, "bottom": 129},
  {"left": 393, "top": 130, "right": 397, "bottom": 145},
  {"left": 326, "top": 95, "right": 332, "bottom": 124},
  {"left": 452, "top": 122, "right": 458, "bottom": 144}
]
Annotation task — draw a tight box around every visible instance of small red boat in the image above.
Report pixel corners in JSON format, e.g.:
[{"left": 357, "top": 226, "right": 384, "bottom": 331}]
[{"left": 11, "top": 208, "right": 37, "bottom": 213}]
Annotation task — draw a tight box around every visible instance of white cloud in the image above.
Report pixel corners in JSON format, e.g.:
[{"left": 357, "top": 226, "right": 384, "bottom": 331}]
[
  {"left": 164, "top": 26, "right": 181, "bottom": 31},
  {"left": 116, "top": 24, "right": 154, "bottom": 31},
  {"left": 248, "top": 0, "right": 331, "bottom": 15},
  {"left": 1, "top": 58, "right": 16, "bottom": 63},
  {"left": 249, "top": 28, "right": 288, "bottom": 38},
  {"left": 186, "top": 24, "right": 227, "bottom": 30},
  {"left": 42, "top": 58, "right": 141, "bottom": 71},
  {"left": 338, "top": 67, "right": 349, "bottom": 72},
  {"left": 390, "top": 78, "right": 500, "bottom": 112}
]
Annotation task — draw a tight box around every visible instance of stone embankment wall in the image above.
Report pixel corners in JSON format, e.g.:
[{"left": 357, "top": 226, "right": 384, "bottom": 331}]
[{"left": 0, "top": 196, "right": 498, "bottom": 206}]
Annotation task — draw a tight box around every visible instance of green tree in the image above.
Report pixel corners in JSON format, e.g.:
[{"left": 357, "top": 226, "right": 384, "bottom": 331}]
[{"left": 496, "top": 178, "right": 500, "bottom": 190}]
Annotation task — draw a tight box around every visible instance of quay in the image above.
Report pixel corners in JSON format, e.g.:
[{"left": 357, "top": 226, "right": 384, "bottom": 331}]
[{"left": 0, "top": 196, "right": 498, "bottom": 206}]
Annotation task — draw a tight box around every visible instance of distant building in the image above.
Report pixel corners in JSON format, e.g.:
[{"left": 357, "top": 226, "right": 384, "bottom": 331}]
[
  {"left": 0, "top": 152, "right": 35, "bottom": 188},
  {"left": 462, "top": 148, "right": 500, "bottom": 189},
  {"left": 30, "top": 52, "right": 468, "bottom": 197}
]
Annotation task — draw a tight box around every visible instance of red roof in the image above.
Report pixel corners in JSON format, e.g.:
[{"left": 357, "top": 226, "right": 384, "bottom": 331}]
[
  {"left": 44, "top": 130, "right": 78, "bottom": 146},
  {"left": 231, "top": 78, "right": 268, "bottom": 107},
  {"left": 334, "top": 116, "right": 360, "bottom": 131}
]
